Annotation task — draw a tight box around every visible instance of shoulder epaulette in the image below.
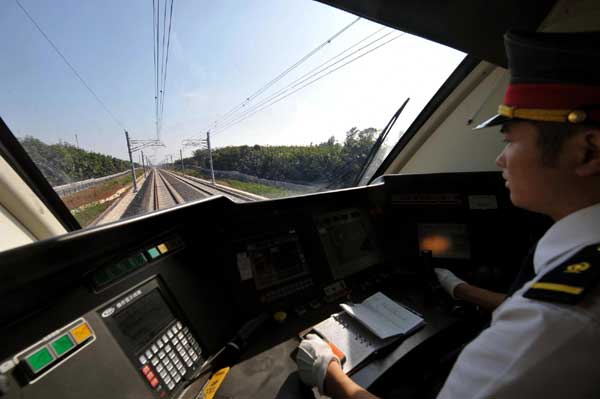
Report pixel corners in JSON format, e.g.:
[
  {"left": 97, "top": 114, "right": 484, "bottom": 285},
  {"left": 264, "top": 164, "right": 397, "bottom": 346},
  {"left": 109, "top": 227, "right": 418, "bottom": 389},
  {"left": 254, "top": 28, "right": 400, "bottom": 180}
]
[{"left": 523, "top": 243, "right": 600, "bottom": 305}]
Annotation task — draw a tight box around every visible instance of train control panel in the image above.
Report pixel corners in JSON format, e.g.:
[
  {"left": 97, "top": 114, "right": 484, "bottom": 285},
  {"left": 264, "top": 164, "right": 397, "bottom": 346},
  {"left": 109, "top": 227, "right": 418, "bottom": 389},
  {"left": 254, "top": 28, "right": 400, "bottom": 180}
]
[{"left": 0, "top": 172, "right": 551, "bottom": 398}]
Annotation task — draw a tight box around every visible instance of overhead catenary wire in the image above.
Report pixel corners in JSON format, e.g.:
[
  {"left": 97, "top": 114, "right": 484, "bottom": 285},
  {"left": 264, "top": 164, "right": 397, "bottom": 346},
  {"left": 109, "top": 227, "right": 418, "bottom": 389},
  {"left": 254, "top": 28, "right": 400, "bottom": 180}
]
[
  {"left": 212, "top": 27, "right": 392, "bottom": 131},
  {"left": 203, "top": 16, "right": 362, "bottom": 134},
  {"left": 159, "top": 0, "right": 174, "bottom": 137},
  {"left": 15, "top": 0, "right": 127, "bottom": 131},
  {"left": 211, "top": 32, "right": 405, "bottom": 136}
]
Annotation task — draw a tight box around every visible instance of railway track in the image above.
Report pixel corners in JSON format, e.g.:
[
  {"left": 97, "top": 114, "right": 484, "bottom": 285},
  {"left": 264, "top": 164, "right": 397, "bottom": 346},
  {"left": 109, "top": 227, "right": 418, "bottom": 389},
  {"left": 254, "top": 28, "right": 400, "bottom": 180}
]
[{"left": 149, "top": 168, "right": 264, "bottom": 211}]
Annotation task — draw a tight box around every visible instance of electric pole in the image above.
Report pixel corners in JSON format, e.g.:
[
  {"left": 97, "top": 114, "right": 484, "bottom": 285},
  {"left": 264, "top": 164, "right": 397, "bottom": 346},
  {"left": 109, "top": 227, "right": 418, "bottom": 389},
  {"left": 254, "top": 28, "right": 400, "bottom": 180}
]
[
  {"left": 180, "top": 149, "right": 184, "bottom": 173},
  {"left": 141, "top": 150, "right": 146, "bottom": 177},
  {"left": 125, "top": 130, "right": 138, "bottom": 192},
  {"left": 207, "top": 131, "right": 215, "bottom": 184}
]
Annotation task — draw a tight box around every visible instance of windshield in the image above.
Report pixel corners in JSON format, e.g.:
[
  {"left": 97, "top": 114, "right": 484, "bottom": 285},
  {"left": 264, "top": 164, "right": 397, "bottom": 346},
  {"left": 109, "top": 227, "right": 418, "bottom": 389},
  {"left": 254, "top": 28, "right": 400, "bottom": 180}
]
[{"left": 0, "top": 0, "right": 464, "bottom": 229}]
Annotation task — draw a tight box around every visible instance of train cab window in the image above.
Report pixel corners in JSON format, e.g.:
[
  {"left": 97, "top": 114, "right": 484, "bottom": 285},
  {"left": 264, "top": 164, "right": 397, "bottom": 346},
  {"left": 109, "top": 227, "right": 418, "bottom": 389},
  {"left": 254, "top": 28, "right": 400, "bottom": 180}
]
[{"left": 0, "top": 0, "right": 463, "bottom": 241}]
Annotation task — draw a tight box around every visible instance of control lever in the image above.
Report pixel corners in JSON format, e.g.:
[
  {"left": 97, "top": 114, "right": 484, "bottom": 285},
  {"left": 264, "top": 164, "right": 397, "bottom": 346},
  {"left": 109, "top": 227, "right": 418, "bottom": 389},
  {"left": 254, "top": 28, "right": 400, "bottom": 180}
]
[{"left": 187, "top": 313, "right": 269, "bottom": 382}]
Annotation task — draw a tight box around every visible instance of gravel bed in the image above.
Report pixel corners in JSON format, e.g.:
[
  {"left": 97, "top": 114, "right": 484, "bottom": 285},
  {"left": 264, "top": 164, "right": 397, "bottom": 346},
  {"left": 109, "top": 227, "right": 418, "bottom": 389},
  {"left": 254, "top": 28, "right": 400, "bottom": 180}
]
[{"left": 163, "top": 173, "right": 210, "bottom": 202}]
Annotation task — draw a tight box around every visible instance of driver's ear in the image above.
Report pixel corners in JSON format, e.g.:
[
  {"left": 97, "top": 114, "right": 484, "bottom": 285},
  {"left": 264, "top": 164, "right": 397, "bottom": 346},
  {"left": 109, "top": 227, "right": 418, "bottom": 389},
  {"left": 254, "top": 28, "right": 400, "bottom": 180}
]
[{"left": 575, "top": 128, "right": 600, "bottom": 177}]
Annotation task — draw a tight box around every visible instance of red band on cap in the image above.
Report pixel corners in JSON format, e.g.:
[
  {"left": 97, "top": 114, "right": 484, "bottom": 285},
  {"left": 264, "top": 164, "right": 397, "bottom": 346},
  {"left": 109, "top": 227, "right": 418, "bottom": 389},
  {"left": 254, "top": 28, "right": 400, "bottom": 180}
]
[{"left": 504, "top": 83, "right": 600, "bottom": 109}]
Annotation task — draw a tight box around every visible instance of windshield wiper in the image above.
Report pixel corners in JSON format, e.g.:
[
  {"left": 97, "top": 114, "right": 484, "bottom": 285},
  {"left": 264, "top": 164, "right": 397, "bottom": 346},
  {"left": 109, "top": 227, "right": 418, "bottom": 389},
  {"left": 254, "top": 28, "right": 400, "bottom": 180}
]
[{"left": 353, "top": 97, "right": 410, "bottom": 186}]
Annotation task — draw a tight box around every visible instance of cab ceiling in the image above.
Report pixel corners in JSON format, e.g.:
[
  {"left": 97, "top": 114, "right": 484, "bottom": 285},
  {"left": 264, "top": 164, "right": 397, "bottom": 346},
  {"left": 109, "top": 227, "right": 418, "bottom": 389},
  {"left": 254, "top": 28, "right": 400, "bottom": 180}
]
[{"left": 314, "top": 0, "right": 557, "bottom": 66}]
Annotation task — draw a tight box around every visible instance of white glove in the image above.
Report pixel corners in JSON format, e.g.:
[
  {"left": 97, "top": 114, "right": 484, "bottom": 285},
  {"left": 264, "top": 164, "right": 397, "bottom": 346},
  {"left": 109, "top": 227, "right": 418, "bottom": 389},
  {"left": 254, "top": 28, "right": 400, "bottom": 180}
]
[
  {"left": 296, "top": 333, "right": 340, "bottom": 393},
  {"left": 434, "top": 268, "right": 466, "bottom": 299}
]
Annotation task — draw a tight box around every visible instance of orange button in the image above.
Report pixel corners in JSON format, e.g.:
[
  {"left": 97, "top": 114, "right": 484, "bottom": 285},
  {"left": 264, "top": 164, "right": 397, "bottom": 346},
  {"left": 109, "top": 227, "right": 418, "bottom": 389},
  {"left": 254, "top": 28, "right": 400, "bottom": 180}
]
[
  {"left": 157, "top": 243, "right": 168, "bottom": 254},
  {"left": 146, "top": 371, "right": 155, "bottom": 381},
  {"left": 142, "top": 365, "right": 151, "bottom": 375},
  {"left": 70, "top": 322, "right": 93, "bottom": 344},
  {"left": 150, "top": 377, "right": 159, "bottom": 388}
]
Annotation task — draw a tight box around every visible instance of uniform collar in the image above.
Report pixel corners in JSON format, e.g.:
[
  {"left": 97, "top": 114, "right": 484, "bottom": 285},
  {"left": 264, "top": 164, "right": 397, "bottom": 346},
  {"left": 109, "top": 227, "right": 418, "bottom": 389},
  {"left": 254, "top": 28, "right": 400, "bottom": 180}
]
[{"left": 534, "top": 202, "right": 600, "bottom": 274}]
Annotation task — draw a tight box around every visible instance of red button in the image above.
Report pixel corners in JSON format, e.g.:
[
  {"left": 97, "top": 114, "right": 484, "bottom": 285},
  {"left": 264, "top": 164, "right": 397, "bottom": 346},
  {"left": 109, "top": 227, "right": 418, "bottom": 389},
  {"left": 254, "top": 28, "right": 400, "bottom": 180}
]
[
  {"left": 142, "top": 365, "right": 151, "bottom": 375},
  {"left": 150, "top": 377, "right": 159, "bottom": 388},
  {"left": 146, "top": 371, "right": 155, "bottom": 381}
]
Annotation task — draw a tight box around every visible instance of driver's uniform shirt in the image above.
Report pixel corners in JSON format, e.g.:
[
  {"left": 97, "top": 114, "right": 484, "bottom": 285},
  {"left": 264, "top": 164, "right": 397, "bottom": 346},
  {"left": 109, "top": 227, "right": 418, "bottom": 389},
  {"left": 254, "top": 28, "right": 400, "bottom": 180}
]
[{"left": 438, "top": 203, "right": 600, "bottom": 398}]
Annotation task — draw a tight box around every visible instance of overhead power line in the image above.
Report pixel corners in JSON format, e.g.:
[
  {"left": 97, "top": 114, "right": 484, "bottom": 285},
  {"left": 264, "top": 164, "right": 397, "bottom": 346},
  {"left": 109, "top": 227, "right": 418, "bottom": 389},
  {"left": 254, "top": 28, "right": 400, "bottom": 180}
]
[
  {"left": 211, "top": 32, "right": 405, "bottom": 136},
  {"left": 153, "top": 0, "right": 175, "bottom": 140},
  {"left": 212, "top": 27, "right": 391, "bottom": 130},
  {"left": 203, "top": 16, "right": 361, "bottom": 133},
  {"left": 15, "top": 0, "right": 127, "bottom": 131}
]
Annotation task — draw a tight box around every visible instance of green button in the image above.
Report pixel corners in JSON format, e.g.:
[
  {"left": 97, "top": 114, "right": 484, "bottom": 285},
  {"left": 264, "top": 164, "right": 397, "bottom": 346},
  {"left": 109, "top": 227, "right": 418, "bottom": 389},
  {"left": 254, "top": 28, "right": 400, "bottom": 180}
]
[
  {"left": 129, "top": 253, "right": 147, "bottom": 268},
  {"left": 26, "top": 347, "right": 54, "bottom": 373},
  {"left": 147, "top": 247, "right": 160, "bottom": 259},
  {"left": 51, "top": 335, "right": 75, "bottom": 357}
]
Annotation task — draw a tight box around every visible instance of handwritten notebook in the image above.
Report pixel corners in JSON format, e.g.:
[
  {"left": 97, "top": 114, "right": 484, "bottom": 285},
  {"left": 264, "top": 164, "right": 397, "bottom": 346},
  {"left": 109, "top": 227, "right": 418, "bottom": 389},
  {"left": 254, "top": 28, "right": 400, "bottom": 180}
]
[{"left": 312, "top": 292, "right": 425, "bottom": 373}]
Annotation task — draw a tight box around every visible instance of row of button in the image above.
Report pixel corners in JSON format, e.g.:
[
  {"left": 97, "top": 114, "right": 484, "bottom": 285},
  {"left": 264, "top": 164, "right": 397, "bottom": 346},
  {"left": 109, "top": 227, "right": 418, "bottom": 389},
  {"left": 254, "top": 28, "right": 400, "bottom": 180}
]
[
  {"left": 138, "top": 321, "right": 202, "bottom": 394},
  {"left": 261, "top": 278, "right": 314, "bottom": 303}
]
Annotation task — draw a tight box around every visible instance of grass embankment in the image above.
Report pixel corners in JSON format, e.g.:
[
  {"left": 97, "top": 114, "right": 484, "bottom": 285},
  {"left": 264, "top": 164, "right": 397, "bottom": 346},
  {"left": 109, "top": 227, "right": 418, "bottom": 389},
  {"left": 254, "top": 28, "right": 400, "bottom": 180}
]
[
  {"left": 63, "top": 170, "right": 144, "bottom": 227},
  {"left": 178, "top": 168, "right": 300, "bottom": 199}
]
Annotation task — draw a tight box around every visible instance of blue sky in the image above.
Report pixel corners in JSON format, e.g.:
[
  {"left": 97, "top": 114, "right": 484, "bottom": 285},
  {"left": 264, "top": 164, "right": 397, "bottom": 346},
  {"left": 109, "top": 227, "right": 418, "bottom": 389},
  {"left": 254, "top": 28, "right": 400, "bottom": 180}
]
[{"left": 0, "top": 0, "right": 464, "bottom": 164}]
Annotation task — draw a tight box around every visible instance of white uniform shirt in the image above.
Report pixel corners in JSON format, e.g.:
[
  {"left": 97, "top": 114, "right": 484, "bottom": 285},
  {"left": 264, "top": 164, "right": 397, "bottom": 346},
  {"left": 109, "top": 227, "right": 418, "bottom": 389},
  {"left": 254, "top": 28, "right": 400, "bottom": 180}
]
[{"left": 438, "top": 203, "right": 600, "bottom": 398}]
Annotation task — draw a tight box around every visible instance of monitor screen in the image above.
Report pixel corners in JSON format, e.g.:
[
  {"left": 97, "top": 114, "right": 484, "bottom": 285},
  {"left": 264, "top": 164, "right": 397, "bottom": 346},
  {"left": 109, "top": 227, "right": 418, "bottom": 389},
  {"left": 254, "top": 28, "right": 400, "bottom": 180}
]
[
  {"left": 316, "top": 209, "right": 382, "bottom": 280},
  {"left": 246, "top": 233, "right": 309, "bottom": 290},
  {"left": 418, "top": 223, "right": 471, "bottom": 259},
  {"left": 113, "top": 290, "right": 175, "bottom": 351}
]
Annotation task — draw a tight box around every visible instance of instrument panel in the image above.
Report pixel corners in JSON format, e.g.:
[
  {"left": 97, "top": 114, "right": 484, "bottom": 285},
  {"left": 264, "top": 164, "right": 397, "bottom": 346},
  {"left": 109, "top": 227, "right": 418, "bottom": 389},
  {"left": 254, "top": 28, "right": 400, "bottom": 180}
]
[{"left": 0, "top": 172, "right": 551, "bottom": 399}]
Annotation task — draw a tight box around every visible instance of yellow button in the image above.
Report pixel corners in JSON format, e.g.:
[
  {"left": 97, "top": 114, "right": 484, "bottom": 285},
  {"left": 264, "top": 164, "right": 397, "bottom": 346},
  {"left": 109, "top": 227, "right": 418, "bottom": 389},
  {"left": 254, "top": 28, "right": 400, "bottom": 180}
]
[
  {"left": 157, "top": 243, "right": 168, "bottom": 254},
  {"left": 70, "top": 322, "right": 93, "bottom": 344}
]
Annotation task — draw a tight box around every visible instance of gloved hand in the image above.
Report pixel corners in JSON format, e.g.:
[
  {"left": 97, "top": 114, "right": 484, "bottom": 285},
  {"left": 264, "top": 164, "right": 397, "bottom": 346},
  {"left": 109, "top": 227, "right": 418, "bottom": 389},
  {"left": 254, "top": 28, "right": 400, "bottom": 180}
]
[
  {"left": 296, "top": 333, "right": 341, "bottom": 393},
  {"left": 434, "top": 268, "right": 467, "bottom": 299}
]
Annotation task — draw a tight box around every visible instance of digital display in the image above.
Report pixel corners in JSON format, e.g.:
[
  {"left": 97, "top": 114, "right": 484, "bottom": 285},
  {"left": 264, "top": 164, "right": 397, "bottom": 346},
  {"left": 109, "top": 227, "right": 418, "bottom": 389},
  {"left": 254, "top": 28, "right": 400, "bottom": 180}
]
[
  {"left": 246, "top": 234, "right": 308, "bottom": 290},
  {"left": 418, "top": 223, "right": 471, "bottom": 259},
  {"left": 113, "top": 290, "right": 175, "bottom": 351},
  {"left": 316, "top": 209, "right": 382, "bottom": 279}
]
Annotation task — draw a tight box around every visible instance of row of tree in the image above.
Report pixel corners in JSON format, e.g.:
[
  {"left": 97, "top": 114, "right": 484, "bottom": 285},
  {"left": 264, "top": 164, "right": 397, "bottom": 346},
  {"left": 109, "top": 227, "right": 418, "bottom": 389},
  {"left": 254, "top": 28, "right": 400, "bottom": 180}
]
[
  {"left": 20, "top": 136, "right": 131, "bottom": 186},
  {"left": 189, "top": 127, "right": 379, "bottom": 188}
]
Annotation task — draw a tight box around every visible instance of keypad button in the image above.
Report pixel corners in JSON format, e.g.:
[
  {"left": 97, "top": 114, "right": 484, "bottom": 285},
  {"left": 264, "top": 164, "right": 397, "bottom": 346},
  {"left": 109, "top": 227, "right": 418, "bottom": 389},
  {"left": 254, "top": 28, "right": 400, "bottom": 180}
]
[
  {"left": 159, "top": 369, "right": 168, "bottom": 379},
  {"left": 158, "top": 351, "right": 166, "bottom": 359},
  {"left": 177, "top": 332, "right": 184, "bottom": 340},
  {"left": 167, "top": 331, "right": 174, "bottom": 339},
  {"left": 172, "top": 337, "right": 179, "bottom": 345},
  {"left": 164, "top": 358, "right": 171, "bottom": 366},
  {"left": 166, "top": 363, "right": 174, "bottom": 371},
  {"left": 165, "top": 344, "right": 172, "bottom": 353},
  {"left": 139, "top": 355, "right": 147, "bottom": 365},
  {"left": 176, "top": 322, "right": 182, "bottom": 330},
  {"left": 176, "top": 344, "right": 183, "bottom": 352},
  {"left": 151, "top": 344, "right": 158, "bottom": 353},
  {"left": 150, "top": 377, "right": 159, "bottom": 388},
  {"left": 162, "top": 335, "right": 169, "bottom": 344},
  {"left": 171, "top": 325, "right": 178, "bottom": 334},
  {"left": 164, "top": 376, "right": 172, "bottom": 385},
  {"left": 146, "top": 371, "right": 155, "bottom": 381},
  {"left": 156, "top": 364, "right": 164, "bottom": 373},
  {"left": 157, "top": 340, "right": 164, "bottom": 348},
  {"left": 183, "top": 327, "right": 189, "bottom": 334},
  {"left": 169, "top": 368, "right": 178, "bottom": 378},
  {"left": 185, "top": 360, "right": 193, "bottom": 368},
  {"left": 141, "top": 365, "right": 151, "bottom": 375},
  {"left": 145, "top": 350, "right": 153, "bottom": 359},
  {"left": 191, "top": 354, "right": 198, "bottom": 362},
  {"left": 181, "top": 338, "right": 188, "bottom": 346},
  {"left": 151, "top": 357, "right": 159, "bottom": 366},
  {"left": 174, "top": 374, "right": 181, "bottom": 383},
  {"left": 168, "top": 381, "right": 175, "bottom": 390},
  {"left": 168, "top": 351, "right": 176, "bottom": 359}
]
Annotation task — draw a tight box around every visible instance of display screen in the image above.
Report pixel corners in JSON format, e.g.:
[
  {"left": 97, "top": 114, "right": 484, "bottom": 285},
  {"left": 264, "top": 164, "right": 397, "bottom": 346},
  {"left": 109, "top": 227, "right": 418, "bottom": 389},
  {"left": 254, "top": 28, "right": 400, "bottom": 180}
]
[
  {"left": 246, "top": 234, "right": 308, "bottom": 290},
  {"left": 113, "top": 290, "right": 175, "bottom": 351},
  {"left": 317, "top": 209, "right": 382, "bottom": 279},
  {"left": 418, "top": 223, "right": 471, "bottom": 259}
]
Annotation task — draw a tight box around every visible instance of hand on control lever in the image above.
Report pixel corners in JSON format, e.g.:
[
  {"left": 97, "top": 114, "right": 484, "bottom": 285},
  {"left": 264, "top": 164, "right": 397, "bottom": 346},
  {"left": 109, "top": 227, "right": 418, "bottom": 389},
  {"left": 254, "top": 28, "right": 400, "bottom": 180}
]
[
  {"left": 434, "top": 268, "right": 467, "bottom": 299},
  {"left": 296, "top": 333, "right": 341, "bottom": 394}
]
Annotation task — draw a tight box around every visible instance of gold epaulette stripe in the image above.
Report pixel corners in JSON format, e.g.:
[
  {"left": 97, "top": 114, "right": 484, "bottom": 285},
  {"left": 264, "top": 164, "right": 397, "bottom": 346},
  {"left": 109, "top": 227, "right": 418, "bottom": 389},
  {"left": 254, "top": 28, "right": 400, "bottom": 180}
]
[
  {"left": 530, "top": 282, "right": 584, "bottom": 295},
  {"left": 498, "top": 104, "right": 587, "bottom": 123}
]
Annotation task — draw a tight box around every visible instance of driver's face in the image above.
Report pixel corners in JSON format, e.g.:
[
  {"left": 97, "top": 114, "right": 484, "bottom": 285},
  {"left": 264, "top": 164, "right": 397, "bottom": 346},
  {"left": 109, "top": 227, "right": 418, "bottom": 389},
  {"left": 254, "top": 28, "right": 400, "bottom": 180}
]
[{"left": 495, "top": 121, "right": 571, "bottom": 217}]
